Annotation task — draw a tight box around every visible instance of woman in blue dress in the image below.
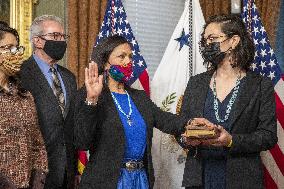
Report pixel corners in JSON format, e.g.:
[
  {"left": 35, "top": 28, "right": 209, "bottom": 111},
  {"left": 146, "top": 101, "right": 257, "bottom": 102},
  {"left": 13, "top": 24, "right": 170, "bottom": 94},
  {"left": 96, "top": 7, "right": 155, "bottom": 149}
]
[{"left": 74, "top": 35, "right": 211, "bottom": 189}]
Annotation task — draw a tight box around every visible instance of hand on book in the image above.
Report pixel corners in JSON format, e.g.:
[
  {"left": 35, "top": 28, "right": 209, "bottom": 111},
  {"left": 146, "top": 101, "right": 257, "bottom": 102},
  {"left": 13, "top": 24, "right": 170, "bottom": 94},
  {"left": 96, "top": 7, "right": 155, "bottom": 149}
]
[
  {"left": 181, "top": 118, "right": 217, "bottom": 146},
  {"left": 185, "top": 118, "right": 216, "bottom": 130},
  {"left": 184, "top": 118, "right": 218, "bottom": 138},
  {"left": 201, "top": 125, "right": 232, "bottom": 147},
  {"left": 182, "top": 118, "right": 232, "bottom": 147}
]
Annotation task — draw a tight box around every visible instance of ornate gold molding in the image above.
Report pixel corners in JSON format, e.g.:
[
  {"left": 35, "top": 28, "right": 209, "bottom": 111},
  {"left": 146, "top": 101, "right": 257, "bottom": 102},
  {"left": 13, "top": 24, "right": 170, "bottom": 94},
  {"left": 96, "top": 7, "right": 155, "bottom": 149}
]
[{"left": 10, "top": 0, "right": 36, "bottom": 60}]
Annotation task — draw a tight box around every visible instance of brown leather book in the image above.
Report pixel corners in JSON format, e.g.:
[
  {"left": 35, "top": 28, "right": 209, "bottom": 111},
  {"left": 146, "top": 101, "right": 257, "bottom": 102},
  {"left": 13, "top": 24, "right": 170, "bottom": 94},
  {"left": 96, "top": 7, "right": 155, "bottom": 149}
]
[{"left": 185, "top": 124, "right": 219, "bottom": 139}]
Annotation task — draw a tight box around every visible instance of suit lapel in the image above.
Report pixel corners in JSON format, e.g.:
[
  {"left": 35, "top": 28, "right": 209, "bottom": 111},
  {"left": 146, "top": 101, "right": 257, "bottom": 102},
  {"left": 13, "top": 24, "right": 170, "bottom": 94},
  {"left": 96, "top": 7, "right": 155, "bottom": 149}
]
[
  {"left": 101, "top": 89, "right": 126, "bottom": 141},
  {"left": 191, "top": 72, "right": 213, "bottom": 118},
  {"left": 127, "top": 89, "right": 151, "bottom": 127},
  {"left": 229, "top": 72, "right": 260, "bottom": 131},
  {"left": 26, "top": 57, "right": 64, "bottom": 117},
  {"left": 27, "top": 58, "right": 51, "bottom": 91}
]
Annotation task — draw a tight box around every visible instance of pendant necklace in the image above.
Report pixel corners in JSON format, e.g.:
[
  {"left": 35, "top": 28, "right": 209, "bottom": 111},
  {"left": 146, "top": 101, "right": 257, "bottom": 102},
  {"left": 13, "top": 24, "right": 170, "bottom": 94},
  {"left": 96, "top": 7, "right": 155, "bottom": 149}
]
[{"left": 111, "top": 91, "right": 133, "bottom": 126}]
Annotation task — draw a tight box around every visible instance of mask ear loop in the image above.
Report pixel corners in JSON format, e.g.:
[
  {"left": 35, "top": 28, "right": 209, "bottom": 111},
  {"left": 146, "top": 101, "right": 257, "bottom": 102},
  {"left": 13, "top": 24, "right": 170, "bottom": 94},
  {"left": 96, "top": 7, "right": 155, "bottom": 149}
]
[
  {"left": 220, "top": 36, "right": 233, "bottom": 53},
  {"left": 103, "top": 61, "right": 112, "bottom": 85},
  {"left": 103, "top": 68, "right": 109, "bottom": 85}
]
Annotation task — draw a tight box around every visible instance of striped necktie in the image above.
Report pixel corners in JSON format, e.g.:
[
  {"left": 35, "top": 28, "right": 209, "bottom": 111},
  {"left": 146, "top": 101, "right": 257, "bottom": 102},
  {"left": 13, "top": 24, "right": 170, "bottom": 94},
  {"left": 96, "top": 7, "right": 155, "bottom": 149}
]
[{"left": 50, "top": 66, "right": 65, "bottom": 113}]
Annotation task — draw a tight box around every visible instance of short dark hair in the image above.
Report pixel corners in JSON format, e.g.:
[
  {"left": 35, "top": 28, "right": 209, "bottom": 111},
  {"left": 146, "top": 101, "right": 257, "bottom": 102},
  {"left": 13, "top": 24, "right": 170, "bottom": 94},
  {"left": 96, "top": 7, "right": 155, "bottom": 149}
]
[
  {"left": 0, "top": 21, "right": 20, "bottom": 44},
  {"left": 200, "top": 14, "right": 255, "bottom": 71},
  {"left": 91, "top": 35, "right": 130, "bottom": 75}
]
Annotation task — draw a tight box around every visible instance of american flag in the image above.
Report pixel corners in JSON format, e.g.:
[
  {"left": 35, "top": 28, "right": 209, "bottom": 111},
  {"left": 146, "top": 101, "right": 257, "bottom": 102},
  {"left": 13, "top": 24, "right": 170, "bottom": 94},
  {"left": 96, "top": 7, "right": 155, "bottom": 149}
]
[
  {"left": 77, "top": 0, "right": 150, "bottom": 175},
  {"left": 242, "top": 0, "right": 284, "bottom": 188}
]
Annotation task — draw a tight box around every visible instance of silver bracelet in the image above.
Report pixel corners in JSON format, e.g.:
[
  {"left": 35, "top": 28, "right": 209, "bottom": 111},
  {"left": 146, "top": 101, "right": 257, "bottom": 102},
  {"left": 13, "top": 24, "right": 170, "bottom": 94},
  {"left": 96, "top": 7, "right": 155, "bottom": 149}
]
[
  {"left": 180, "top": 136, "right": 187, "bottom": 145},
  {"left": 84, "top": 99, "right": 98, "bottom": 106},
  {"left": 180, "top": 136, "right": 184, "bottom": 144}
]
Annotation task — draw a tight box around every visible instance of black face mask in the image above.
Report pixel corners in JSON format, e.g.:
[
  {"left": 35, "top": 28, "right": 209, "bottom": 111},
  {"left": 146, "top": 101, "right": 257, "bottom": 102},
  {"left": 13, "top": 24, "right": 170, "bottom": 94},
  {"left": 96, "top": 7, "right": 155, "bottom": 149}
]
[
  {"left": 201, "top": 41, "right": 231, "bottom": 66},
  {"left": 43, "top": 40, "right": 67, "bottom": 60}
]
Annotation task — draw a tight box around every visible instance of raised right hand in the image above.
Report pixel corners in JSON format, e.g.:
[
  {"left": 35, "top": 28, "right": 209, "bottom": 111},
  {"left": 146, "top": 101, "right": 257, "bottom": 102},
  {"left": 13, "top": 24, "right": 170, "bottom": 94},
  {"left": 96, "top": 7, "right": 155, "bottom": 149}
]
[{"left": 85, "top": 61, "right": 103, "bottom": 101}]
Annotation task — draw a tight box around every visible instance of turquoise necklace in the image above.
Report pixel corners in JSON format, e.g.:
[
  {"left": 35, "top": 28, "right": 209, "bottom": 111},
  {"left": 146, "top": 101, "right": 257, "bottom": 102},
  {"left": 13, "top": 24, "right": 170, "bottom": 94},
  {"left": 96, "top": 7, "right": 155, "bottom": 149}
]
[
  {"left": 213, "top": 72, "right": 241, "bottom": 123},
  {"left": 111, "top": 91, "right": 133, "bottom": 126}
]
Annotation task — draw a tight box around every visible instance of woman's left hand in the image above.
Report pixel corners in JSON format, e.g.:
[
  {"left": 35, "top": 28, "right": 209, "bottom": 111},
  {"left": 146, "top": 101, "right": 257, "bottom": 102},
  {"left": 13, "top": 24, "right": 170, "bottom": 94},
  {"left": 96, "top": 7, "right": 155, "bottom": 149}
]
[{"left": 202, "top": 125, "right": 232, "bottom": 147}]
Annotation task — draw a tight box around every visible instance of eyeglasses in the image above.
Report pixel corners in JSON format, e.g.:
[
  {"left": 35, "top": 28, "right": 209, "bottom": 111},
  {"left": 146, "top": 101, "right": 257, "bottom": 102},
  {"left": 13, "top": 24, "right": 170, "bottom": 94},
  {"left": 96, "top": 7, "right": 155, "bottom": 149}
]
[
  {"left": 0, "top": 45, "right": 25, "bottom": 55},
  {"left": 39, "top": 32, "right": 70, "bottom": 41},
  {"left": 203, "top": 35, "right": 227, "bottom": 44}
]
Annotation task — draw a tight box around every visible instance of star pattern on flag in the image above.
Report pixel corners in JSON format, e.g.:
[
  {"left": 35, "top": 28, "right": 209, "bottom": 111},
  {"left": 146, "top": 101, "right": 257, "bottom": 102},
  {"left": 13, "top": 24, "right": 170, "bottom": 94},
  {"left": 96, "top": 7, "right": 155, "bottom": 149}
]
[
  {"left": 241, "top": 0, "right": 282, "bottom": 84},
  {"left": 95, "top": 0, "right": 148, "bottom": 85},
  {"left": 175, "top": 28, "right": 191, "bottom": 51}
]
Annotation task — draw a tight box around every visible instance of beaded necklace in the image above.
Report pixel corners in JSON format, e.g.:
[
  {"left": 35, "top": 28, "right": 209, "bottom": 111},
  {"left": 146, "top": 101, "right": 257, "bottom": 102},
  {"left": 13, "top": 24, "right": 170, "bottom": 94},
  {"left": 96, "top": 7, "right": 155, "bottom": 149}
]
[
  {"left": 213, "top": 72, "right": 241, "bottom": 123},
  {"left": 111, "top": 91, "right": 133, "bottom": 126}
]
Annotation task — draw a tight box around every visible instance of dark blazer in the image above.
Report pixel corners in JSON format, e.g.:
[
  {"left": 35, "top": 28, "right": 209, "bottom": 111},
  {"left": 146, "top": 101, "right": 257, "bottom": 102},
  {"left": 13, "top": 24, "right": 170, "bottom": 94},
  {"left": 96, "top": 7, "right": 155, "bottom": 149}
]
[
  {"left": 20, "top": 56, "right": 77, "bottom": 189},
  {"left": 74, "top": 87, "right": 187, "bottom": 189},
  {"left": 181, "top": 71, "right": 277, "bottom": 189}
]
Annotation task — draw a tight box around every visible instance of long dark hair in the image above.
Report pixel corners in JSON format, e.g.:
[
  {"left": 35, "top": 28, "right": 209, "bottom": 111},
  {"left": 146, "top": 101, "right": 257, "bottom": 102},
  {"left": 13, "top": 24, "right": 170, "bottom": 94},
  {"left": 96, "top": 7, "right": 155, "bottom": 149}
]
[
  {"left": 200, "top": 14, "right": 255, "bottom": 71},
  {"left": 0, "top": 21, "right": 27, "bottom": 96},
  {"left": 91, "top": 35, "right": 130, "bottom": 75}
]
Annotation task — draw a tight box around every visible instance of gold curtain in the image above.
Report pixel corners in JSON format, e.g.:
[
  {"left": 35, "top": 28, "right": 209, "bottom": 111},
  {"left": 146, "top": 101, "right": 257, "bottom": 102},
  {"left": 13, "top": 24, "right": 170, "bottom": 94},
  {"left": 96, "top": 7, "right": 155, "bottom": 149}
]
[
  {"left": 199, "top": 0, "right": 280, "bottom": 47},
  {"left": 199, "top": 0, "right": 230, "bottom": 19},
  {"left": 67, "top": 0, "right": 107, "bottom": 87}
]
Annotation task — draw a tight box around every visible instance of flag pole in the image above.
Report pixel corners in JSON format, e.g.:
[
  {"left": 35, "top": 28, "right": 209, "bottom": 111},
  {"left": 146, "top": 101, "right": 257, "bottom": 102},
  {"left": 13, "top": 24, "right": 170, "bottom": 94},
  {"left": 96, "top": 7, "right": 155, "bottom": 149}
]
[
  {"left": 247, "top": 0, "right": 253, "bottom": 35},
  {"left": 188, "top": 0, "right": 193, "bottom": 78},
  {"left": 111, "top": 0, "right": 115, "bottom": 34}
]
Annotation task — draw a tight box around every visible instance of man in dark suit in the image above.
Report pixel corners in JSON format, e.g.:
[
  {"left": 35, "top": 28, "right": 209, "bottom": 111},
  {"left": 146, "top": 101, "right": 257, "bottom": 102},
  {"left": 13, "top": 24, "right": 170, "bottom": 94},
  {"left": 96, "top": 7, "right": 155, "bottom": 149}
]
[{"left": 20, "top": 15, "right": 77, "bottom": 189}]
